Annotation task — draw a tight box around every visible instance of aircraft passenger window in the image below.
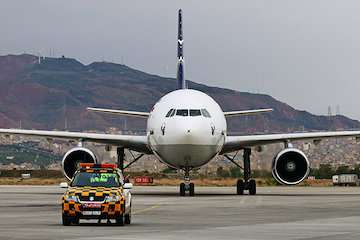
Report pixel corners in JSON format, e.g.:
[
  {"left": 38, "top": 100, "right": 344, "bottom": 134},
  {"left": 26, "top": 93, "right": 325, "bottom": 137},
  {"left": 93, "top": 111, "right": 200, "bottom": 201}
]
[
  {"left": 166, "top": 109, "right": 174, "bottom": 117},
  {"left": 176, "top": 109, "right": 189, "bottom": 116},
  {"left": 190, "top": 109, "right": 201, "bottom": 116},
  {"left": 201, "top": 109, "right": 211, "bottom": 118}
]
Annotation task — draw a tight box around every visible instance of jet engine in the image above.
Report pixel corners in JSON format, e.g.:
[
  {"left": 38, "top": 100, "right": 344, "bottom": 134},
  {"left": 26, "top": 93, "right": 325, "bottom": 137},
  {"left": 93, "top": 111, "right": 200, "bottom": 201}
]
[
  {"left": 272, "top": 148, "right": 310, "bottom": 185},
  {"left": 62, "top": 147, "right": 98, "bottom": 180}
]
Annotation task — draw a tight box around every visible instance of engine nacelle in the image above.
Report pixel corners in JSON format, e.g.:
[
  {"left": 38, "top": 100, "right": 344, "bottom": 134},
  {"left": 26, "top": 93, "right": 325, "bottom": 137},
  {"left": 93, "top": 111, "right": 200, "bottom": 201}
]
[
  {"left": 272, "top": 148, "right": 310, "bottom": 185},
  {"left": 62, "top": 147, "right": 98, "bottom": 180}
]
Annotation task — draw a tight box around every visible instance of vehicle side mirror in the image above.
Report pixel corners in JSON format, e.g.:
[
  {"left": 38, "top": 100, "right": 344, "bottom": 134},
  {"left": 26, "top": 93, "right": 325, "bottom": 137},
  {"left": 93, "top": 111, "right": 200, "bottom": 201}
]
[
  {"left": 123, "top": 183, "right": 133, "bottom": 189},
  {"left": 59, "top": 182, "right": 69, "bottom": 188}
]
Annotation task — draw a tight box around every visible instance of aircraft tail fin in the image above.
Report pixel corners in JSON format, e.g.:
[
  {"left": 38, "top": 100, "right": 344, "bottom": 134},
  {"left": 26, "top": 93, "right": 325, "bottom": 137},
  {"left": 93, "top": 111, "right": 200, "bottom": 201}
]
[{"left": 177, "top": 9, "right": 186, "bottom": 89}]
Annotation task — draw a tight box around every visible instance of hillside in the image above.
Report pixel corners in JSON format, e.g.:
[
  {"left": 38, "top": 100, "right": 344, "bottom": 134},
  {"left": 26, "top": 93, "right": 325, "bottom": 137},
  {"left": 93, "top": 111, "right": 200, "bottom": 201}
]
[
  {"left": 0, "top": 54, "right": 359, "bottom": 133},
  {"left": 0, "top": 142, "right": 60, "bottom": 167}
]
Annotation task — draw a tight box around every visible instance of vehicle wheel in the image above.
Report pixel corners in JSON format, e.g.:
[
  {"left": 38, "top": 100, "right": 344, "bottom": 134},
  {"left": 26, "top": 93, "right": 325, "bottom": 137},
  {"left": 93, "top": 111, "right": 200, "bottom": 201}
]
[
  {"left": 62, "top": 214, "right": 72, "bottom": 226},
  {"left": 237, "top": 179, "right": 244, "bottom": 195},
  {"left": 249, "top": 179, "right": 256, "bottom": 195},
  {"left": 189, "top": 183, "right": 195, "bottom": 196},
  {"left": 73, "top": 217, "right": 80, "bottom": 225},
  {"left": 180, "top": 183, "right": 186, "bottom": 196},
  {"left": 115, "top": 214, "right": 124, "bottom": 226},
  {"left": 124, "top": 204, "right": 131, "bottom": 224}
]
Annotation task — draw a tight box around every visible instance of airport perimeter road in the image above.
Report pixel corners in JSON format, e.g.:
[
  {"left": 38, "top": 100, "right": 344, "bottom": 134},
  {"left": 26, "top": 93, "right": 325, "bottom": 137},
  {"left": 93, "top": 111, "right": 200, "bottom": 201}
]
[{"left": 0, "top": 186, "right": 360, "bottom": 240}]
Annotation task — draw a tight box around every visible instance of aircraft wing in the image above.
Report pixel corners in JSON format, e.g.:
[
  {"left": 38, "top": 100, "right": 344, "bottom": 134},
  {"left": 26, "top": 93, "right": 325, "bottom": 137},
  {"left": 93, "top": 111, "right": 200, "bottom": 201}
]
[
  {"left": 224, "top": 108, "right": 273, "bottom": 117},
  {"left": 0, "top": 129, "right": 151, "bottom": 154},
  {"left": 87, "top": 107, "right": 149, "bottom": 118},
  {"left": 221, "top": 130, "right": 360, "bottom": 154}
]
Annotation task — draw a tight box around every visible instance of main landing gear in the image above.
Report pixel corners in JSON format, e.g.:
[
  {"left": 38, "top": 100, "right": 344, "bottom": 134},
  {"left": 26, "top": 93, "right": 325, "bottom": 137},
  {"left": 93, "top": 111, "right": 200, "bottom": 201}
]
[
  {"left": 225, "top": 148, "right": 256, "bottom": 195},
  {"left": 179, "top": 168, "right": 194, "bottom": 196},
  {"left": 116, "top": 147, "right": 144, "bottom": 174}
]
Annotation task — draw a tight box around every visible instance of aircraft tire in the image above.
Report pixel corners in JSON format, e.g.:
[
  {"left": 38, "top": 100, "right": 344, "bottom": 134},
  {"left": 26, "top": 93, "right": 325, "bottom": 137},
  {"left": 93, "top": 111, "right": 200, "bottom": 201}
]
[
  {"left": 249, "top": 179, "right": 256, "bottom": 195},
  {"left": 237, "top": 179, "right": 244, "bottom": 195},
  {"left": 180, "top": 183, "right": 186, "bottom": 196},
  {"left": 189, "top": 183, "right": 195, "bottom": 196}
]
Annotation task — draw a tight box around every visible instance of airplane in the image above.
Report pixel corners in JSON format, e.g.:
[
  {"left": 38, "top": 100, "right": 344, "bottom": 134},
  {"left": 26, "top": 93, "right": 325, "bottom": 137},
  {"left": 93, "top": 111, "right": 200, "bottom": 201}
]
[{"left": 2, "top": 9, "right": 360, "bottom": 196}]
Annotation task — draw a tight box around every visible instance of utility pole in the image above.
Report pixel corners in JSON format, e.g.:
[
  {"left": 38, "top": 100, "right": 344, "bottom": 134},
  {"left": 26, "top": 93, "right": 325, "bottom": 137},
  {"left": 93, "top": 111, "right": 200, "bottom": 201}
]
[
  {"left": 336, "top": 105, "right": 340, "bottom": 115},
  {"left": 327, "top": 106, "right": 332, "bottom": 117},
  {"left": 64, "top": 96, "right": 68, "bottom": 131},
  {"left": 328, "top": 105, "right": 333, "bottom": 130}
]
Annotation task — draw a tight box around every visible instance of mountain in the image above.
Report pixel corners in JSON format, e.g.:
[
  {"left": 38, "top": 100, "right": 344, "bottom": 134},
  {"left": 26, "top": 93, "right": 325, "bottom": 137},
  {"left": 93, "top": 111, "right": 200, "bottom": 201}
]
[{"left": 0, "top": 54, "right": 359, "bottom": 133}]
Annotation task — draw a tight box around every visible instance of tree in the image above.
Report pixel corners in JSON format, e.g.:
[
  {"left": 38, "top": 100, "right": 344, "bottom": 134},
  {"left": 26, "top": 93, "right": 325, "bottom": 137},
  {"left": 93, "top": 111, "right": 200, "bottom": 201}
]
[
  {"left": 352, "top": 164, "right": 360, "bottom": 175},
  {"left": 229, "top": 167, "right": 242, "bottom": 178},
  {"left": 311, "top": 164, "right": 334, "bottom": 179},
  {"left": 216, "top": 167, "right": 230, "bottom": 178},
  {"left": 162, "top": 167, "right": 177, "bottom": 174},
  {"left": 335, "top": 165, "right": 351, "bottom": 174}
]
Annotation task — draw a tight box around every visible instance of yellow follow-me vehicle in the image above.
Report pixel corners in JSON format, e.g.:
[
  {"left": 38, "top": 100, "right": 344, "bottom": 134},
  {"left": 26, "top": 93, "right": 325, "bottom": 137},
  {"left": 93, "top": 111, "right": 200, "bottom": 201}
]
[{"left": 60, "top": 163, "right": 132, "bottom": 226}]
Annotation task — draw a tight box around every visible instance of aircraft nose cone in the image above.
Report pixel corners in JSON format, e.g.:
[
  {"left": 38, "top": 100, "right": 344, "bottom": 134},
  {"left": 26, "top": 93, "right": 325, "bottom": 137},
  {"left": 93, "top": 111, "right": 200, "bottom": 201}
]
[{"left": 179, "top": 127, "right": 197, "bottom": 143}]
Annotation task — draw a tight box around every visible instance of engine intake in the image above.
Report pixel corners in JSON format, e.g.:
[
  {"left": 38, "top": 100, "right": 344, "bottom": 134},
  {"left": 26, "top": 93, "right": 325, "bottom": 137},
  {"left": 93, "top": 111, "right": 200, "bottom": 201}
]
[
  {"left": 62, "top": 147, "right": 98, "bottom": 180},
  {"left": 272, "top": 148, "right": 310, "bottom": 185}
]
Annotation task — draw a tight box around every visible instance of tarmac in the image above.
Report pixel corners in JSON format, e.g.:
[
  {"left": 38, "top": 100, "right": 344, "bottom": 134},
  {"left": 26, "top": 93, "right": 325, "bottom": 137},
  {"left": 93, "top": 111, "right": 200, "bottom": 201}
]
[{"left": 0, "top": 185, "right": 360, "bottom": 240}]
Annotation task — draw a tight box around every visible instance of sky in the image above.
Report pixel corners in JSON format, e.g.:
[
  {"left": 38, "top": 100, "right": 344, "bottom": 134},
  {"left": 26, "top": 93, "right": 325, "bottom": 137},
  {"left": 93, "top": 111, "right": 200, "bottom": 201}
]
[{"left": 1, "top": 1, "right": 360, "bottom": 119}]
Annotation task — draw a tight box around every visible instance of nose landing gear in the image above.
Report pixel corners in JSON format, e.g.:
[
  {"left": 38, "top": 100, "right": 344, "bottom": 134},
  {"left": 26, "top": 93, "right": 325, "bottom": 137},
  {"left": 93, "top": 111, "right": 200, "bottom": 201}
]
[{"left": 179, "top": 168, "right": 194, "bottom": 196}]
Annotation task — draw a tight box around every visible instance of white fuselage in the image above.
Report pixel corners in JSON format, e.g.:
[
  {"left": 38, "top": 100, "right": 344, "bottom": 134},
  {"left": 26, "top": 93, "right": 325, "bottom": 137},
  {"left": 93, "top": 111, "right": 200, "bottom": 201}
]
[{"left": 147, "top": 89, "right": 227, "bottom": 169}]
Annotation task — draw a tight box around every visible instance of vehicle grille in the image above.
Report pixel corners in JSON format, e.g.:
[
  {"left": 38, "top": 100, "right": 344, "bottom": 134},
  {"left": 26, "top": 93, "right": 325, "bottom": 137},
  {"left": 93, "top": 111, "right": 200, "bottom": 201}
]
[{"left": 78, "top": 195, "right": 105, "bottom": 202}]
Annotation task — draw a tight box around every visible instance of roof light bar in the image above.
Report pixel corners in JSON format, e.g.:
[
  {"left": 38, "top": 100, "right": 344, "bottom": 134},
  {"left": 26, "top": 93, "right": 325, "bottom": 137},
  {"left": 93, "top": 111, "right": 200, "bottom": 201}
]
[{"left": 79, "top": 163, "right": 118, "bottom": 169}]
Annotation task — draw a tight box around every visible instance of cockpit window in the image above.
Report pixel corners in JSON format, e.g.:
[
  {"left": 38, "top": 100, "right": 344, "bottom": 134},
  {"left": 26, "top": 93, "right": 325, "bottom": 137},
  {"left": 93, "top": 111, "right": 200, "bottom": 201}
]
[
  {"left": 189, "top": 109, "right": 201, "bottom": 116},
  {"left": 166, "top": 109, "right": 210, "bottom": 118},
  {"left": 166, "top": 109, "right": 174, "bottom": 117},
  {"left": 176, "top": 109, "right": 189, "bottom": 116},
  {"left": 201, "top": 109, "right": 211, "bottom": 118}
]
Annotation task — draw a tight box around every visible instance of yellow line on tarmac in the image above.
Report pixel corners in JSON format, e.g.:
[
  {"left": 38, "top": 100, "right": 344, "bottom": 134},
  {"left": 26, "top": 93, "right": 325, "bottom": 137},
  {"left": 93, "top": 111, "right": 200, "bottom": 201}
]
[{"left": 133, "top": 203, "right": 161, "bottom": 214}]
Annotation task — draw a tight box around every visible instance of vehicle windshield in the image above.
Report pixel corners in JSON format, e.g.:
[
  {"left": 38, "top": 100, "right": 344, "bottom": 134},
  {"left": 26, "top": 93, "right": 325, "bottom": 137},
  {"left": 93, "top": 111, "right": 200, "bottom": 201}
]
[{"left": 71, "top": 172, "right": 120, "bottom": 187}]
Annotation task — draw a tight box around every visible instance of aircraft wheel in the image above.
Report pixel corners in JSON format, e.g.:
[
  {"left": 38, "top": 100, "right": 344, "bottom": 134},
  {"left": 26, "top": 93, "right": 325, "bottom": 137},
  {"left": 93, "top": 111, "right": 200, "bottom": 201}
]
[
  {"left": 180, "top": 183, "right": 186, "bottom": 196},
  {"left": 237, "top": 179, "right": 244, "bottom": 195},
  {"left": 249, "top": 179, "right": 256, "bottom": 195},
  {"left": 189, "top": 183, "right": 195, "bottom": 196}
]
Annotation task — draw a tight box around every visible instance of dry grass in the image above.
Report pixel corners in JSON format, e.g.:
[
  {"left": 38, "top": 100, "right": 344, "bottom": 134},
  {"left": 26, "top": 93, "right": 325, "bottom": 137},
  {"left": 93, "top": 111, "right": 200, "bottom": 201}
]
[
  {"left": 299, "top": 179, "right": 333, "bottom": 187},
  {"left": 150, "top": 178, "right": 332, "bottom": 187},
  {"left": 152, "top": 178, "right": 239, "bottom": 186},
  {"left": 0, "top": 177, "right": 333, "bottom": 187},
  {"left": 0, "top": 178, "right": 65, "bottom": 185}
]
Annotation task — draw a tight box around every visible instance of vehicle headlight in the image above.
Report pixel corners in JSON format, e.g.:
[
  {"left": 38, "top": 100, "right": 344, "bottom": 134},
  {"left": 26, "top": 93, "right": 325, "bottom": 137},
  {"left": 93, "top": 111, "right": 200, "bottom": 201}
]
[
  {"left": 64, "top": 195, "right": 79, "bottom": 202},
  {"left": 105, "top": 195, "right": 120, "bottom": 202}
]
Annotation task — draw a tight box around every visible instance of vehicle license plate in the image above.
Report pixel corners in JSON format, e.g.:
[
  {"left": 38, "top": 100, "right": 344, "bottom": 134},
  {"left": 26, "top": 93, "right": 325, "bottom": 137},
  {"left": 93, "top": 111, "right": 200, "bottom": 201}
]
[{"left": 82, "top": 211, "right": 101, "bottom": 216}]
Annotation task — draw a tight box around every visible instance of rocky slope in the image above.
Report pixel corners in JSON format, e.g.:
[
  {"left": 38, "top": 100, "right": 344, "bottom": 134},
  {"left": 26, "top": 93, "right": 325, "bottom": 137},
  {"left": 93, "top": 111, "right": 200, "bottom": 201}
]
[{"left": 0, "top": 54, "right": 359, "bottom": 133}]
